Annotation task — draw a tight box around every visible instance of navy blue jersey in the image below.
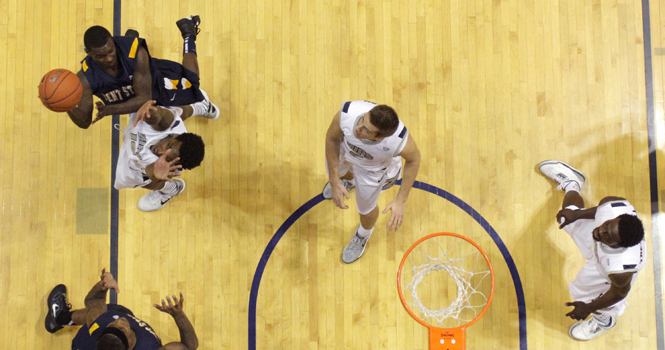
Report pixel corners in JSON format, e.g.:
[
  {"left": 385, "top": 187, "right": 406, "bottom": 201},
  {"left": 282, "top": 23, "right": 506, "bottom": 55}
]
[
  {"left": 71, "top": 304, "right": 135, "bottom": 350},
  {"left": 81, "top": 37, "right": 204, "bottom": 107},
  {"left": 74, "top": 307, "right": 163, "bottom": 350}
]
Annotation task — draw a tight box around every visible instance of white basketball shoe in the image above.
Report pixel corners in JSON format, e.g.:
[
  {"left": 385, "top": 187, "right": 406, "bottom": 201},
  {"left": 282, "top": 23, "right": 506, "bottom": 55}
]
[
  {"left": 196, "top": 89, "right": 220, "bottom": 120},
  {"left": 569, "top": 315, "right": 616, "bottom": 341},
  {"left": 138, "top": 179, "right": 186, "bottom": 212},
  {"left": 342, "top": 227, "right": 372, "bottom": 264},
  {"left": 538, "top": 160, "right": 586, "bottom": 191}
]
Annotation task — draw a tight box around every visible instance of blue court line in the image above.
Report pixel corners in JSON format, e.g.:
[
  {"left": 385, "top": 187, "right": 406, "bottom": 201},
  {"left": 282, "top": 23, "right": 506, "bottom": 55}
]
[
  {"left": 248, "top": 181, "right": 527, "bottom": 350},
  {"left": 641, "top": 0, "right": 664, "bottom": 348},
  {"left": 109, "top": 0, "right": 122, "bottom": 305}
]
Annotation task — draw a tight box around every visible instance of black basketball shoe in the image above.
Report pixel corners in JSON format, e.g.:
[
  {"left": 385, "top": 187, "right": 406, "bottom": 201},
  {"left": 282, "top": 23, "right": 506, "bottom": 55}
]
[
  {"left": 45, "top": 284, "right": 71, "bottom": 333},
  {"left": 176, "top": 15, "right": 201, "bottom": 39},
  {"left": 124, "top": 29, "right": 139, "bottom": 37}
]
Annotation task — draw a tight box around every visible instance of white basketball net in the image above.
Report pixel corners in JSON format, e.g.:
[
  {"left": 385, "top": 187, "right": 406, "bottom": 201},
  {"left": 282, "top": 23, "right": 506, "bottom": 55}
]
[{"left": 403, "top": 236, "right": 492, "bottom": 328}]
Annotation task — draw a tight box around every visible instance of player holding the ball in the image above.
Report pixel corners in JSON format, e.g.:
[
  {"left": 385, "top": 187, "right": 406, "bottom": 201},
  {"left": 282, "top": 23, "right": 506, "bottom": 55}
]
[
  {"left": 538, "top": 160, "right": 646, "bottom": 341},
  {"left": 115, "top": 99, "right": 207, "bottom": 211},
  {"left": 65, "top": 15, "right": 219, "bottom": 129}
]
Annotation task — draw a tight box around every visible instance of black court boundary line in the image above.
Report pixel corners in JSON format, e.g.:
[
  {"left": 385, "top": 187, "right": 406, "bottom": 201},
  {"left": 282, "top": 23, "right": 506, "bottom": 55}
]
[
  {"left": 641, "top": 0, "right": 664, "bottom": 348},
  {"left": 109, "top": 0, "right": 121, "bottom": 305},
  {"left": 248, "top": 181, "right": 527, "bottom": 350}
]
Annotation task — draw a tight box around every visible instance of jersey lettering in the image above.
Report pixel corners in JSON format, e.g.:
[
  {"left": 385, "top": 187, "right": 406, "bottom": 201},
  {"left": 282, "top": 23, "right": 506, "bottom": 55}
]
[
  {"left": 102, "top": 89, "right": 124, "bottom": 103},
  {"left": 122, "top": 85, "right": 136, "bottom": 98},
  {"left": 130, "top": 132, "right": 147, "bottom": 160},
  {"left": 347, "top": 142, "right": 374, "bottom": 160},
  {"left": 125, "top": 313, "right": 161, "bottom": 340}
]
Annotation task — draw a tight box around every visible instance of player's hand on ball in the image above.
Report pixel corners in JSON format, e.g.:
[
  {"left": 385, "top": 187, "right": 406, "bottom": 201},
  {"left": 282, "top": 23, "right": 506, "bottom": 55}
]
[
  {"left": 331, "top": 181, "right": 350, "bottom": 209},
  {"left": 153, "top": 149, "right": 182, "bottom": 181},
  {"left": 92, "top": 101, "right": 109, "bottom": 123},
  {"left": 556, "top": 209, "right": 579, "bottom": 229},
  {"left": 383, "top": 200, "right": 405, "bottom": 232},
  {"left": 134, "top": 100, "right": 159, "bottom": 127},
  {"left": 565, "top": 301, "right": 597, "bottom": 320}
]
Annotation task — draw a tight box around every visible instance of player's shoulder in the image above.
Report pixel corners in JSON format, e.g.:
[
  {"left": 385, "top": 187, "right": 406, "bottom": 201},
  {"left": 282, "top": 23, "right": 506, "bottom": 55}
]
[
  {"left": 597, "top": 199, "right": 637, "bottom": 217},
  {"left": 340, "top": 100, "right": 377, "bottom": 116}
]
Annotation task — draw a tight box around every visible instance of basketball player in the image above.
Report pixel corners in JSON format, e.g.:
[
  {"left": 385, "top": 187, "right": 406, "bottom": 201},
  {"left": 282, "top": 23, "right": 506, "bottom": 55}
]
[
  {"left": 323, "top": 101, "right": 421, "bottom": 263},
  {"left": 538, "top": 160, "right": 646, "bottom": 341},
  {"left": 45, "top": 269, "right": 198, "bottom": 350},
  {"left": 66, "top": 16, "right": 219, "bottom": 129},
  {"left": 115, "top": 99, "right": 206, "bottom": 212}
]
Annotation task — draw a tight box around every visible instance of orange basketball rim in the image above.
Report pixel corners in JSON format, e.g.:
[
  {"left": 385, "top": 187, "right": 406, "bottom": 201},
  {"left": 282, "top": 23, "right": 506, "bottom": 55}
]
[{"left": 397, "top": 232, "right": 495, "bottom": 350}]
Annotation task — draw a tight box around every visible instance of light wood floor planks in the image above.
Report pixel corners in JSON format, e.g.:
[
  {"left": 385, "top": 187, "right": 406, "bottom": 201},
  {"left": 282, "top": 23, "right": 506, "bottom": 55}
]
[{"left": 0, "top": 0, "right": 663, "bottom": 349}]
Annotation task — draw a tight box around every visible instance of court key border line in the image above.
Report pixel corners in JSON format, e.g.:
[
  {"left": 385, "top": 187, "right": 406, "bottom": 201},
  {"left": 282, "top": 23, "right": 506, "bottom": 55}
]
[
  {"left": 109, "top": 0, "right": 122, "bottom": 305},
  {"left": 248, "top": 180, "right": 528, "bottom": 350},
  {"left": 640, "top": 0, "right": 664, "bottom": 347}
]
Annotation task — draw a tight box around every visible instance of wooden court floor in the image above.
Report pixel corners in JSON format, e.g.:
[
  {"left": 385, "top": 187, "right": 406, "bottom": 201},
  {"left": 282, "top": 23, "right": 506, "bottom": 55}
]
[{"left": 2, "top": 0, "right": 665, "bottom": 349}]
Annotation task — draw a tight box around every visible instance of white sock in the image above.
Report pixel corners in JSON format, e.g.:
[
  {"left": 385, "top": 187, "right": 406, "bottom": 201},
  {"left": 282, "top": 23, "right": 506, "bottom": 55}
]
[
  {"left": 563, "top": 181, "right": 580, "bottom": 193},
  {"left": 160, "top": 181, "right": 179, "bottom": 195},
  {"left": 594, "top": 313, "right": 612, "bottom": 325},
  {"left": 190, "top": 101, "right": 208, "bottom": 116},
  {"left": 356, "top": 225, "right": 374, "bottom": 239}
]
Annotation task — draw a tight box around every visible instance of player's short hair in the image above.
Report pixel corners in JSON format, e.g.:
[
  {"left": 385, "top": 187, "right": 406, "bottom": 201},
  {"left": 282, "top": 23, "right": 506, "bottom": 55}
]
[
  {"left": 369, "top": 105, "right": 400, "bottom": 138},
  {"left": 176, "top": 133, "right": 205, "bottom": 170},
  {"left": 84, "top": 25, "right": 113, "bottom": 50},
  {"left": 97, "top": 332, "right": 128, "bottom": 350},
  {"left": 617, "top": 214, "right": 644, "bottom": 248}
]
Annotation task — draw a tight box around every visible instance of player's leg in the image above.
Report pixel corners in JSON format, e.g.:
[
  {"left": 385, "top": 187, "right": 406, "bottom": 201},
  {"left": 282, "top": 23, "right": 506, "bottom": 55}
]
[
  {"left": 568, "top": 261, "right": 622, "bottom": 340},
  {"left": 176, "top": 15, "right": 201, "bottom": 77},
  {"left": 538, "top": 160, "right": 586, "bottom": 208},
  {"left": 342, "top": 167, "right": 384, "bottom": 263}
]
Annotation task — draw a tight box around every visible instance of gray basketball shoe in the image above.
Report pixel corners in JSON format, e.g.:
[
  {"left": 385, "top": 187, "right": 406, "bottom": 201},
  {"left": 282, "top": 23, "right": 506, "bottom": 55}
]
[
  {"left": 342, "top": 228, "right": 372, "bottom": 263},
  {"left": 538, "top": 160, "right": 586, "bottom": 191},
  {"left": 322, "top": 179, "right": 355, "bottom": 199}
]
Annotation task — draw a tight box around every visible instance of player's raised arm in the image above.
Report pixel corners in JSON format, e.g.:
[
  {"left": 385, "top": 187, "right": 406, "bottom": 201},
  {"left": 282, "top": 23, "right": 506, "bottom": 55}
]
[
  {"left": 93, "top": 46, "right": 153, "bottom": 121},
  {"left": 155, "top": 293, "right": 199, "bottom": 350},
  {"left": 66, "top": 71, "right": 94, "bottom": 129},
  {"left": 84, "top": 268, "right": 119, "bottom": 327}
]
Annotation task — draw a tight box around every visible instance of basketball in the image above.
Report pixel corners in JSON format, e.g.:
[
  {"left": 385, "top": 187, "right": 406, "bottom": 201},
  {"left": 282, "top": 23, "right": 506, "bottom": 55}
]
[{"left": 38, "top": 69, "right": 82, "bottom": 112}]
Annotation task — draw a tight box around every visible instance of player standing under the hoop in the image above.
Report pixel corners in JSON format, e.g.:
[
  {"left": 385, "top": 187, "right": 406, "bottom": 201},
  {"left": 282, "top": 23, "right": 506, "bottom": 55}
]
[
  {"left": 323, "top": 101, "right": 420, "bottom": 263},
  {"left": 538, "top": 160, "right": 646, "bottom": 341},
  {"left": 66, "top": 15, "right": 219, "bottom": 129}
]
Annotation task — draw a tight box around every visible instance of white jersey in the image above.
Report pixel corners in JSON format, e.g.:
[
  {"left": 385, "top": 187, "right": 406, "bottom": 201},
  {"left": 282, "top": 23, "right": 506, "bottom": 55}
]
[
  {"left": 339, "top": 101, "right": 409, "bottom": 172},
  {"left": 114, "top": 107, "right": 187, "bottom": 190},
  {"left": 592, "top": 200, "right": 647, "bottom": 279}
]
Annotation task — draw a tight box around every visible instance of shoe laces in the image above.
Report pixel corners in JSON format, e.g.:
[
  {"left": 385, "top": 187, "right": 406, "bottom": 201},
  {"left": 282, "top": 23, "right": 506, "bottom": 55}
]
[
  {"left": 342, "top": 179, "right": 355, "bottom": 191},
  {"left": 53, "top": 293, "right": 72, "bottom": 314}
]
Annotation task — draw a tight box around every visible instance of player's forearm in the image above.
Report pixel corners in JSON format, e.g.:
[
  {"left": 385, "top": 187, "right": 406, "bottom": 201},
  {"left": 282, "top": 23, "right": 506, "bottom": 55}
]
[
  {"left": 103, "top": 95, "right": 152, "bottom": 116},
  {"left": 67, "top": 107, "right": 93, "bottom": 129},
  {"left": 172, "top": 312, "right": 199, "bottom": 350},
  {"left": 84, "top": 280, "right": 108, "bottom": 308},
  {"left": 585, "top": 285, "right": 629, "bottom": 313},
  {"left": 394, "top": 157, "right": 420, "bottom": 204},
  {"left": 574, "top": 207, "right": 597, "bottom": 220},
  {"left": 325, "top": 138, "right": 342, "bottom": 183}
]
